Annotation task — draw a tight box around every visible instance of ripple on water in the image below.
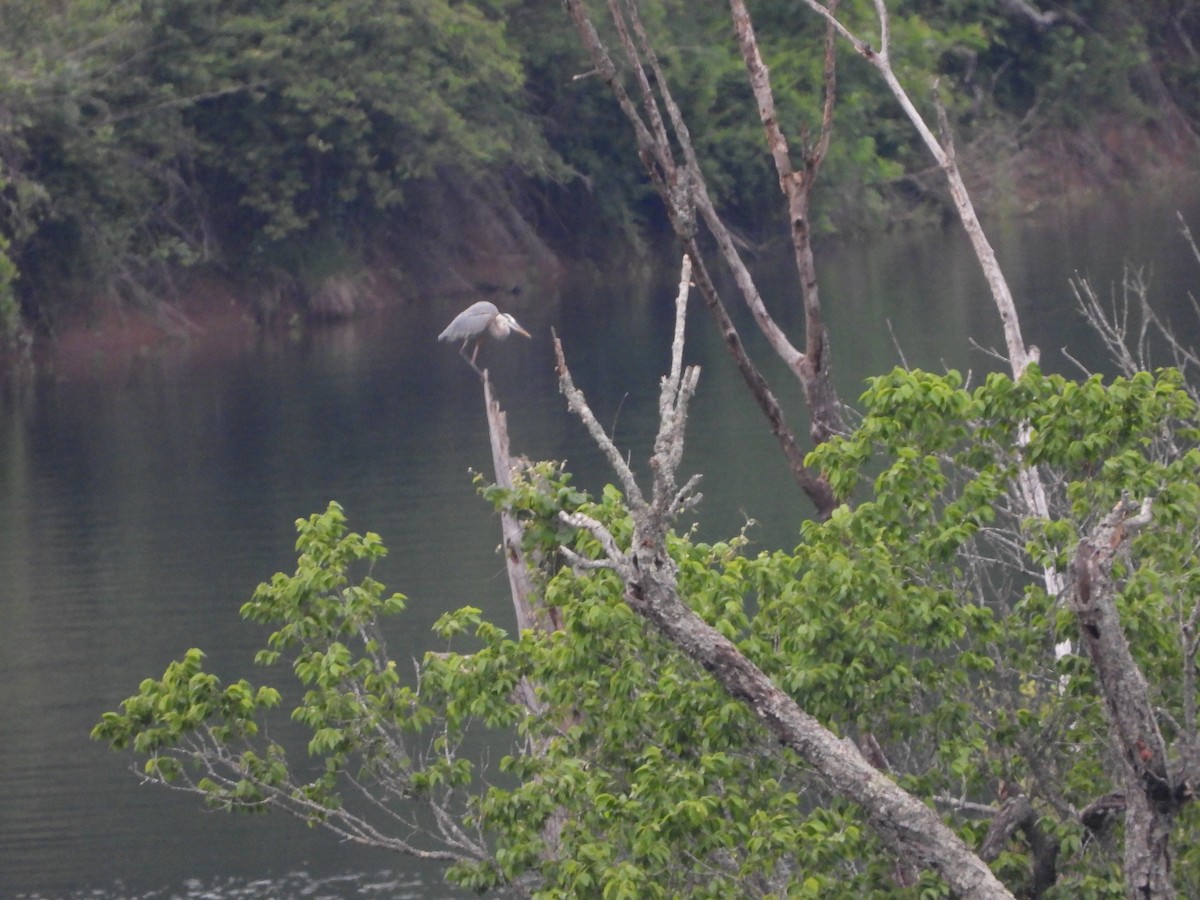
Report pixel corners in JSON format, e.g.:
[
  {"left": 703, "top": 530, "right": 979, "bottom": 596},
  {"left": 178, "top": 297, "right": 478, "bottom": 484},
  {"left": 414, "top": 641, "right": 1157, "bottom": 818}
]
[{"left": 12, "top": 869, "right": 454, "bottom": 900}]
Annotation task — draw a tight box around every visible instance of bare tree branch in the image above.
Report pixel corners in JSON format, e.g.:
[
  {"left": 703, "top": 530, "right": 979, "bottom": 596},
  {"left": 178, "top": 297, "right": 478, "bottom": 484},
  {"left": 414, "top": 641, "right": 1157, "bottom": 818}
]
[
  {"left": 553, "top": 329, "right": 646, "bottom": 512},
  {"left": 552, "top": 257, "right": 1015, "bottom": 899},
  {"left": 995, "top": 0, "right": 1061, "bottom": 31},
  {"left": 791, "top": 0, "right": 1036, "bottom": 377},
  {"left": 727, "top": 0, "right": 844, "bottom": 446},
  {"left": 483, "top": 372, "right": 551, "bottom": 636},
  {"left": 561, "top": 0, "right": 841, "bottom": 517}
]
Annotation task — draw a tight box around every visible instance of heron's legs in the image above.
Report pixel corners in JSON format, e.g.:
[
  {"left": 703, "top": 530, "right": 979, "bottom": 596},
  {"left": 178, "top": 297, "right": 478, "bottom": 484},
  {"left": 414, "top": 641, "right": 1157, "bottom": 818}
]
[{"left": 457, "top": 340, "right": 484, "bottom": 375}]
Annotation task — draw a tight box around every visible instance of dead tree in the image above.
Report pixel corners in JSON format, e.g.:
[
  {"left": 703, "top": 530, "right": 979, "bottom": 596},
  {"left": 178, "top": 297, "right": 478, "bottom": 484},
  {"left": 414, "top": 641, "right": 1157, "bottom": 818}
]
[
  {"left": 482, "top": 370, "right": 561, "bottom": 638},
  {"left": 553, "top": 255, "right": 1015, "bottom": 899},
  {"left": 563, "top": 0, "right": 843, "bottom": 518}
]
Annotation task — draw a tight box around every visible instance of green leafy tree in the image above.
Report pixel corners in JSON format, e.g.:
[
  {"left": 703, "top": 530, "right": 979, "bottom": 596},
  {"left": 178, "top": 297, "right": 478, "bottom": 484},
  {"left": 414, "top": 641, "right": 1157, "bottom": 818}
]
[
  {"left": 143, "top": 0, "right": 558, "bottom": 245},
  {"left": 94, "top": 362, "right": 1200, "bottom": 896},
  {"left": 91, "top": 1, "right": 1200, "bottom": 895},
  {"left": 0, "top": 0, "right": 560, "bottom": 321},
  {"left": 0, "top": 209, "right": 21, "bottom": 349},
  {"left": 2, "top": 0, "right": 1195, "bottom": 325},
  {"left": 0, "top": 0, "right": 187, "bottom": 317}
]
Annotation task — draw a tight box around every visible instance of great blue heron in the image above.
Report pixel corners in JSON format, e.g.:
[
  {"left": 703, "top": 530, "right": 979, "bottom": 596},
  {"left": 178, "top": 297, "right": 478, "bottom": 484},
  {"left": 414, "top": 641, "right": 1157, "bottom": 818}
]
[{"left": 438, "top": 300, "right": 531, "bottom": 369}]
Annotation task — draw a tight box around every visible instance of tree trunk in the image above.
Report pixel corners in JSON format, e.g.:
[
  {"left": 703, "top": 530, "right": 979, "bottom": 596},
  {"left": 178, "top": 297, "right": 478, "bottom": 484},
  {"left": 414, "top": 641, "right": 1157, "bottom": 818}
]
[
  {"left": 483, "top": 371, "right": 559, "bottom": 636},
  {"left": 727, "top": 0, "right": 844, "bottom": 447},
  {"left": 1071, "top": 496, "right": 1178, "bottom": 898}
]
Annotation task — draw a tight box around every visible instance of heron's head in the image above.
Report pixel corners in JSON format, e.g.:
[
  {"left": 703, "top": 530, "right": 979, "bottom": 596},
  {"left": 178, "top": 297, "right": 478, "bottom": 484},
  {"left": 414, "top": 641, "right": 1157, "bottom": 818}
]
[{"left": 491, "top": 313, "right": 532, "bottom": 340}]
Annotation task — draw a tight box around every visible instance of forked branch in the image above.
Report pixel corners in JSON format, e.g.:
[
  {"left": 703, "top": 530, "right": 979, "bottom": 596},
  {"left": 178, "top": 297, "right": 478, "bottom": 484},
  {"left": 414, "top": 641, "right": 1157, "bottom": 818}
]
[
  {"left": 562, "top": 0, "right": 841, "bottom": 516},
  {"left": 553, "top": 255, "right": 1014, "bottom": 899}
]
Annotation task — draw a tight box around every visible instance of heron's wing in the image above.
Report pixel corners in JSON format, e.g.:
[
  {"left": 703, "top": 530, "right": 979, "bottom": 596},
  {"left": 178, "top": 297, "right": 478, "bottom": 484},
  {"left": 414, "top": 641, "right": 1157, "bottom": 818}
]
[{"left": 438, "top": 300, "right": 499, "bottom": 342}]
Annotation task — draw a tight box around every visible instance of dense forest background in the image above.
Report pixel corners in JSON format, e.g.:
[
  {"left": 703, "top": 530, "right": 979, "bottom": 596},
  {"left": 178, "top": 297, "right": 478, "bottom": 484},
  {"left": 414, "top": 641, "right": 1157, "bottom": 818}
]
[{"left": 1, "top": 0, "right": 1197, "bottom": 345}]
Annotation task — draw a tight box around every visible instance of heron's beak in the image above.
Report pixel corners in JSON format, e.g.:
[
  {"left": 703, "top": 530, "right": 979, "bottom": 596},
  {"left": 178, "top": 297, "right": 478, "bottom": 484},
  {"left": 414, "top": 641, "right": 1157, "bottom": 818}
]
[{"left": 512, "top": 322, "right": 532, "bottom": 339}]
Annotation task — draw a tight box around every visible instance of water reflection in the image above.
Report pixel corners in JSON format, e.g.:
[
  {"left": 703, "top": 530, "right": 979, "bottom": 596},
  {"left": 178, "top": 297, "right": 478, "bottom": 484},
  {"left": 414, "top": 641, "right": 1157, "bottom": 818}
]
[{"left": 2, "top": 183, "right": 1199, "bottom": 897}]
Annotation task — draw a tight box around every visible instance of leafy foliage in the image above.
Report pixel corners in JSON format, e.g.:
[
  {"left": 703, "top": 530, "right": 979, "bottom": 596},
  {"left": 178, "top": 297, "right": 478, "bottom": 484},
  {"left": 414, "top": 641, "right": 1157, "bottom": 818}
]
[
  {"left": 0, "top": 228, "right": 20, "bottom": 349},
  {"left": 0, "top": 0, "right": 558, "bottom": 318},
  {"left": 92, "top": 504, "right": 481, "bottom": 849},
  {"left": 97, "top": 367, "right": 1200, "bottom": 895},
  {"left": 2, "top": 1, "right": 1195, "bottom": 321}
]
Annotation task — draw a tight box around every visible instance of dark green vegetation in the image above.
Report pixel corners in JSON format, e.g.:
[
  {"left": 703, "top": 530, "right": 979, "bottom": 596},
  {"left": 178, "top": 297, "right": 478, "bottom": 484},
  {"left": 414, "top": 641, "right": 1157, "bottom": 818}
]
[
  {"left": 1, "top": 0, "right": 1198, "bottom": 340},
  {"left": 63, "top": 2, "right": 1200, "bottom": 892},
  {"left": 94, "top": 366, "right": 1200, "bottom": 896}
]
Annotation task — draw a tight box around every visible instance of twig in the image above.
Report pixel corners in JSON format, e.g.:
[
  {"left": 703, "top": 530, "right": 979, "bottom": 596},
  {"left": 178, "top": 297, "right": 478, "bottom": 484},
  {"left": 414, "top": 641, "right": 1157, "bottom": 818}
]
[{"left": 553, "top": 331, "right": 645, "bottom": 512}]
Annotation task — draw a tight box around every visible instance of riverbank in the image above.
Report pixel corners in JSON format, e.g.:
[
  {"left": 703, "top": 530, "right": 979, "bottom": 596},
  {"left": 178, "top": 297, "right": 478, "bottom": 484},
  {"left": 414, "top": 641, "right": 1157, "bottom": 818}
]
[
  {"left": 8, "top": 119, "right": 1199, "bottom": 382},
  {"left": 962, "top": 112, "right": 1200, "bottom": 216}
]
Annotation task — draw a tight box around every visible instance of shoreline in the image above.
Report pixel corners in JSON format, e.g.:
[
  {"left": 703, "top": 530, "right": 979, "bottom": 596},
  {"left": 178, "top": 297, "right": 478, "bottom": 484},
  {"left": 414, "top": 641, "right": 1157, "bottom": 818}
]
[{"left": 13, "top": 158, "right": 1200, "bottom": 383}]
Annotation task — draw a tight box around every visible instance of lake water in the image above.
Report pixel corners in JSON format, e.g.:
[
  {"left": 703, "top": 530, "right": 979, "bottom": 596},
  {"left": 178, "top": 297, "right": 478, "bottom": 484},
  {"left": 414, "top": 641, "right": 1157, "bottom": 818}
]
[{"left": 3, "top": 182, "right": 1200, "bottom": 898}]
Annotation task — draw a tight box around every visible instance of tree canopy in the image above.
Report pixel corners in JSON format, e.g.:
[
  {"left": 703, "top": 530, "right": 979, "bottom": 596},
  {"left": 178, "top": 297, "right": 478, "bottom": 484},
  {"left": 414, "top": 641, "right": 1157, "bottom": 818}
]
[
  {"left": 1, "top": 0, "right": 1198, "bottom": 331},
  {"left": 0, "top": 0, "right": 557, "bottom": 329},
  {"left": 94, "top": 361, "right": 1200, "bottom": 896}
]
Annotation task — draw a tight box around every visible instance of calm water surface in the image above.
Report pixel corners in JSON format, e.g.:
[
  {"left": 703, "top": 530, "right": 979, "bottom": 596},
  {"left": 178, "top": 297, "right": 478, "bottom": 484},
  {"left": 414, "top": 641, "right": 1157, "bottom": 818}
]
[{"left": 2, "top": 184, "right": 1200, "bottom": 897}]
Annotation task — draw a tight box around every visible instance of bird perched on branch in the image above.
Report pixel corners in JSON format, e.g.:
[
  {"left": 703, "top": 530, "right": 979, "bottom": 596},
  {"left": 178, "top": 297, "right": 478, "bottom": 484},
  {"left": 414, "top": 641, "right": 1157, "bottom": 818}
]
[{"left": 438, "top": 300, "right": 531, "bottom": 371}]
